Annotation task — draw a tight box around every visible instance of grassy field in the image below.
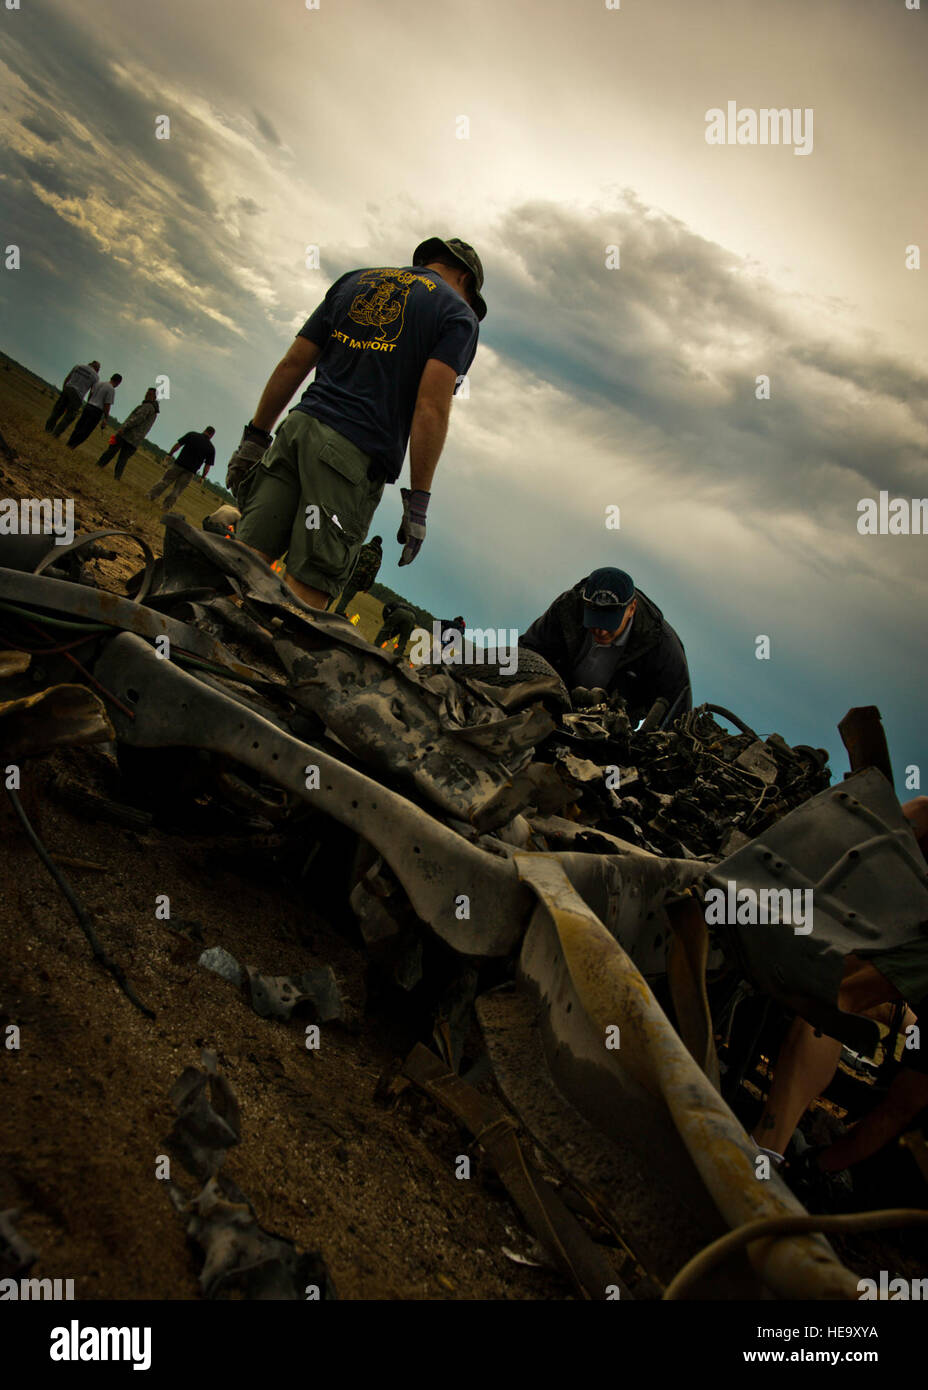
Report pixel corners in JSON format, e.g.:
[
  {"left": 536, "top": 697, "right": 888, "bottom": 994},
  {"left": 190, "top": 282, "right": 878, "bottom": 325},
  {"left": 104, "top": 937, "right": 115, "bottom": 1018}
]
[{"left": 0, "top": 355, "right": 400, "bottom": 648}]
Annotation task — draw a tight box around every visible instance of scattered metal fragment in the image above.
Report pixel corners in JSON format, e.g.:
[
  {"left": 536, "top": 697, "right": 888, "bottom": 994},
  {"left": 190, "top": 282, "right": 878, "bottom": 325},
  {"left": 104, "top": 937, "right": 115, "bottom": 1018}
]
[
  {"left": 164, "top": 1055, "right": 335, "bottom": 1299},
  {"left": 0, "top": 684, "right": 113, "bottom": 762},
  {"left": 198, "top": 946, "right": 245, "bottom": 988},
  {"left": 838, "top": 704, "right": 894, "bottom": 786},
  {"left": 166, "top": 1054, "right": 241, "bottom": 1181},
  {"left": 0, "top": 1209, "right": 37, "bottom": 1277},
  {"left": 180, "top": 1175, "right": 336, "bottom": 1300},
  {"left": 245, "top": 965, "right": 344, "bottom": 1024},
  {"left": 47, "top": 770, "right": 153, "bottom": 829},
  {"left": 0, "top": 651, "right": 30, "bottom": 678},
  {"left": 198, "top": 947, "right": 344, "bottom": 1023}
]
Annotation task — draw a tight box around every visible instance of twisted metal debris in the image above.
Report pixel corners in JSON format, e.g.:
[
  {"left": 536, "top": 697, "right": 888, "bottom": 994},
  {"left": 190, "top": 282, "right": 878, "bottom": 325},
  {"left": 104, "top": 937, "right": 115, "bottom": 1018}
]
[{"left": 0, "top": 516, "right": 908, "bottom": 1298}]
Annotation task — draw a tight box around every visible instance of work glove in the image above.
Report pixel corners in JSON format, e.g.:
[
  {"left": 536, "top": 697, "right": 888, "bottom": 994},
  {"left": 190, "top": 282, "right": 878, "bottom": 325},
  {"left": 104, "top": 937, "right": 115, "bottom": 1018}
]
[
  {"left": 226, "top": 422, "right": 273, "bottom": 503},
  {"left": 396, "top": 487, "right": 430, "bottom": 566}
]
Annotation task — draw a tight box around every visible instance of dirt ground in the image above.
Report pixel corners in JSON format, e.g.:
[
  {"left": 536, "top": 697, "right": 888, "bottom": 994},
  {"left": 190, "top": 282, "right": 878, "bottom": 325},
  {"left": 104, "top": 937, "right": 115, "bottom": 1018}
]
[{"left": 0, "top": 362, "right": 568, "bottom": 1300}]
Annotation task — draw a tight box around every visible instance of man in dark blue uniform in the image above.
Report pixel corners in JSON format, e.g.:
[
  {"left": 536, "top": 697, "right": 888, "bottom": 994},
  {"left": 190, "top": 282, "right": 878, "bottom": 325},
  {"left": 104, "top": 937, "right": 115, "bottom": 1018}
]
[{"left": 228, "top": 237, "right": 485, "bottom": 610}]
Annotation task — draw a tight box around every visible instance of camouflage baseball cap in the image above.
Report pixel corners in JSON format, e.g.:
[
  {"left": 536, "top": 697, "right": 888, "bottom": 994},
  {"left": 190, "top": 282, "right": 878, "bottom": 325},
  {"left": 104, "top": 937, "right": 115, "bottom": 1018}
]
[{"left": 412, "top": 236, "right": 487, "bottom": 321}]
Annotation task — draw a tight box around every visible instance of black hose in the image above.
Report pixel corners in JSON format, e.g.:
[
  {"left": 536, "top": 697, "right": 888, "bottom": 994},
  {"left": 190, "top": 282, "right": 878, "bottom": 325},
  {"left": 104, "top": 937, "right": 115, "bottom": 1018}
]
[{"left": 702, "top": 703, "right": 759, "bottom": 739}]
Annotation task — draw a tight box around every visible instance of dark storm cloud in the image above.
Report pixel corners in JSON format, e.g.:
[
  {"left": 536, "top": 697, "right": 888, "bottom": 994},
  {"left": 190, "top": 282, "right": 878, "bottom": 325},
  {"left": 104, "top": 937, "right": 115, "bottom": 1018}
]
[
  {"left": 20, "top": 112, "right": 64, "bottom": 144},
  {"left": 484, "top": 198, "right": 927, "bottom": 513},
  {"left": 0, "top": 0, "right": 287, "bottom": 357}
]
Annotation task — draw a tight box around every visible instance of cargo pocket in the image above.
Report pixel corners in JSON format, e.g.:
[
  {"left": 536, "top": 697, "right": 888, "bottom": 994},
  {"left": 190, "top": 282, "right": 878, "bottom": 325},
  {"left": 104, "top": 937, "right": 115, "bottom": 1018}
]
[
  {"left": 308, "top": 505, "right": 358, "bottom": 579},
  {"left": 317, "top": 441, "right": 369, "bottom": 535}
]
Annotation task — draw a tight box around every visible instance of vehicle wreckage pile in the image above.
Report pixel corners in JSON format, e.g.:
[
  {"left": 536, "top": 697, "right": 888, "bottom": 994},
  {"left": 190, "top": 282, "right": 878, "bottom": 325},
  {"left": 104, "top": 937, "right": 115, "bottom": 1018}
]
[{"left": 1, "top": 517, "right": 924, "bottom": 1300}]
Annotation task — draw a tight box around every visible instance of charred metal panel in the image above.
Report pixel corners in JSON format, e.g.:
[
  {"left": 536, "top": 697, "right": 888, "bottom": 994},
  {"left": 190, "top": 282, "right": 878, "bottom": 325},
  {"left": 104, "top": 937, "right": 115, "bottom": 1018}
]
[{"left": 707, "top": 768, "right": 928, "bottom": 1049}]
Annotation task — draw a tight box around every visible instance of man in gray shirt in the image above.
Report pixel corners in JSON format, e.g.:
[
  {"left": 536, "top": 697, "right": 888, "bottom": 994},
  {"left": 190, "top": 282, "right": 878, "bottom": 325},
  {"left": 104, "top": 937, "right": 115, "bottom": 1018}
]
[{"left": 45, "top": 360, "right": 100, "bottom": 436}]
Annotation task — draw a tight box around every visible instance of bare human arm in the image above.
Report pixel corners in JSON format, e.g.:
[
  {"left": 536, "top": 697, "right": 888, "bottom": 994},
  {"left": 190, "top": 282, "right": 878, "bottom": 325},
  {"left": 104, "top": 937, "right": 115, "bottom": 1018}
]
[
  {"left": 252, "top": 337, "right": 322, "bottom": 433},
  {"left": 408, "top": 358, "right": 458, "bottom": 493}
]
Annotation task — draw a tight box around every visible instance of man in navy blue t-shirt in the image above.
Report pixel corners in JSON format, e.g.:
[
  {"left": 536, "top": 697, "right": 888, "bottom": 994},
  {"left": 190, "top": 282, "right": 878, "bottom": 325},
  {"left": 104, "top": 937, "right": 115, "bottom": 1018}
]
[{"left": 229, "top": 236, "right": 484, "bottom": 610}]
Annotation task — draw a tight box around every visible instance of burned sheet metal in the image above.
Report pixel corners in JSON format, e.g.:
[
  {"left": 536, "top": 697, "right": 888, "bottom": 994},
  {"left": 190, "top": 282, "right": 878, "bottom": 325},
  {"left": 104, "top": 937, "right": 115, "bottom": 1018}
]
[
  {"left": 510, "top": 853, "right": 861, "bottom": 1299},
  {"left": 0, "top": 1209, "right": 37, "bottom": 1277},
  {"left": 705, "top": 767, "right": 928, "bottom": 1052},
  {"left": 545, "top": 848, "right": 710, "bottom": 979},
  {"left": 477, "top": 986, "right": 738, "bottom": 1295},
  {"left": 146, "top": 518, "right": 561, "bottom": 825},
  {"left": 276, "top": 634, "right": 552, "bottom": 822},
  {"left": 0, "top": 684, "right": 113, "bottom": 761},
  {"left": 166, "top": 1057, "right": 241, "bottom": 1181},
  {"left": 178, "top": 1175, "right": 336, "bottom": 1300},
  {"left": 164, "top": 1054, "right": 335, "bottom": 1300},
  {"left": 93, "top": 633, "right": 534, "bottom": 957},
  {"left": 0, "top": 563, "right": 268, "bottom": 684},
  {"left": 245, "top": 965, "right": 344, "bottom": 1024}
]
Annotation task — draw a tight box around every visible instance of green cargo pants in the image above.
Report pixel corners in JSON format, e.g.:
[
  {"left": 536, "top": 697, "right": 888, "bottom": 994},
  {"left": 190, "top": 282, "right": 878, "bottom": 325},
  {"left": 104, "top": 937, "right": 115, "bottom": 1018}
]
[{"left": 237, "top": 412, "right": 384, "bottom": 597}]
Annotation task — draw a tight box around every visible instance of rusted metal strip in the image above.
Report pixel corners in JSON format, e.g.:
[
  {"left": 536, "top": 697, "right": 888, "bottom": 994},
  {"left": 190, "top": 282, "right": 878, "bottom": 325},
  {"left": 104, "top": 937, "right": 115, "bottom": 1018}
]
[
  {"left": 401, "top": 1042, "right": 630, "bottom": 1300},
  {"left": 838, "top": 706, "right": 894, "bottom": 786},
  {"left": 666, "top": 896, "right": 721, "bottom": 1087}
]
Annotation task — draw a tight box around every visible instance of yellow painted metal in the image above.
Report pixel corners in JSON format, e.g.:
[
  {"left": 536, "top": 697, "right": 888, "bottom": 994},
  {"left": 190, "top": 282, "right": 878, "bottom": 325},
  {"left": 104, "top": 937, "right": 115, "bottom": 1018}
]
[{"left": 514, "top": 852, "right": 861, "bottom": 1300}]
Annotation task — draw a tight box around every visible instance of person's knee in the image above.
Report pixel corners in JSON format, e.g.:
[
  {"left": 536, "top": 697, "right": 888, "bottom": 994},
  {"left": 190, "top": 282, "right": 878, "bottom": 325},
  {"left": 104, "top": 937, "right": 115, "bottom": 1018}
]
[
  {"left": 903, "top": 796, "right": 928, "bottom": 842},
  {"left": 837, "top": 956, "right": 898, "bottom": 1014}
]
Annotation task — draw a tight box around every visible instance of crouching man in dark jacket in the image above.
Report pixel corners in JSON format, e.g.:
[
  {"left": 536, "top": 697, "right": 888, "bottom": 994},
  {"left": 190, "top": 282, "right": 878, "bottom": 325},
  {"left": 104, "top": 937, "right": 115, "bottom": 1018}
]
[{"left": 519, "top": 566, "right": 691, "bottom": 726}]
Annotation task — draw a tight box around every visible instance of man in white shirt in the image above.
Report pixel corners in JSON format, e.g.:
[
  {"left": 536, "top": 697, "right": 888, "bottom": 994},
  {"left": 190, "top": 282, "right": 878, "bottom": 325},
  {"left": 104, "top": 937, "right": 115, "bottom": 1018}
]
[
  {"left": 66, "top": 373, "right": 122, "bottom": 449},
  {"left": 45, "top": 360, "right": 100, "bottom": 436}
]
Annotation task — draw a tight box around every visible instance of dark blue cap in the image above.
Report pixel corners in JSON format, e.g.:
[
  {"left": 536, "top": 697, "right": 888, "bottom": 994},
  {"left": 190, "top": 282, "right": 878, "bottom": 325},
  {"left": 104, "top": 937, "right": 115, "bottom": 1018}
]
[{"left": 581, "top": 567, "right": 635, "bottom": 629}]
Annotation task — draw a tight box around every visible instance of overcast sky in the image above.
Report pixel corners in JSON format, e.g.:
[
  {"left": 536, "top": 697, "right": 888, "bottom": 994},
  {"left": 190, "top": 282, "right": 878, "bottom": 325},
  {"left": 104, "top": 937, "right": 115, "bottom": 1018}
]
[{"left": 0, "top": 0, "right": 924, "bottom": 778}]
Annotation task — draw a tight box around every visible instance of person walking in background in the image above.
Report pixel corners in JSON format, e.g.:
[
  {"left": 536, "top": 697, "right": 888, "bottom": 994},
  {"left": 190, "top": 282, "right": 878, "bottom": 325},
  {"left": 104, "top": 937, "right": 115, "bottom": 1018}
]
[
  {"left": 96, "top": 387, "right": 159, "bottom": 480},
  {"left": 66, "top": 372, "right": 121, "bottom": 448},
  {"left": 332, "top": 535, "right": 382, "bottom": 615},
  {"left": 45, "top": 360, "right": 100, "bottom": 436},
  {"left": 147, "top": 426, "right": 216, "bottom": 510},
  {"left": 374, "top": 599, "right": 417, "bottom": 652}
]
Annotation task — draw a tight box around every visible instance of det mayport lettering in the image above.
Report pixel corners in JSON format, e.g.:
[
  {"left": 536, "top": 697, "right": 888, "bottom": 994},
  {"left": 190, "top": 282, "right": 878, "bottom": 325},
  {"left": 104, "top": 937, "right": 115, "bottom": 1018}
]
[{"left": 330, "top": 328, "right": 397, "bottom": 352}]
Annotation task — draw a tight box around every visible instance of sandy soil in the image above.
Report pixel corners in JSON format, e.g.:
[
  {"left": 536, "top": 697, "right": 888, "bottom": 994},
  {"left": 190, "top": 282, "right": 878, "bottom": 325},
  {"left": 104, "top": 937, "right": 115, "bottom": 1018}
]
[{"left": 0, "top": 363, "right": 569, "bottom": 1300}]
